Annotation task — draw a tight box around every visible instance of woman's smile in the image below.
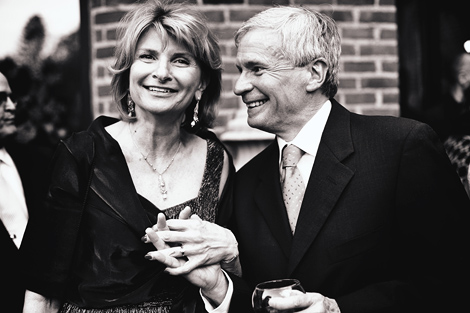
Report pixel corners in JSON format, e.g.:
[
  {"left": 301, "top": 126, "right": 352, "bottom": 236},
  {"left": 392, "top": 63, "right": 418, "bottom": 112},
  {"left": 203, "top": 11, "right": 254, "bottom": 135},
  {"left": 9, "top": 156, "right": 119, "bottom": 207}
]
[{"left": 145, "top": 85, "right": 177, "bottom": 94}]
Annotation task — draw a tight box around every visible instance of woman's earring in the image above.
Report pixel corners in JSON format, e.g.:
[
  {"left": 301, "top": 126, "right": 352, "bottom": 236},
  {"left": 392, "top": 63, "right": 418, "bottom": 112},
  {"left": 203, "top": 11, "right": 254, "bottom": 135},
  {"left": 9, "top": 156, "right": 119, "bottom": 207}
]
[
  {"left": 191, "top": 93, "right": 201, "bottom": 128},
  {"left": 127, "top": 94, "right": 136, "bottom": 118}
]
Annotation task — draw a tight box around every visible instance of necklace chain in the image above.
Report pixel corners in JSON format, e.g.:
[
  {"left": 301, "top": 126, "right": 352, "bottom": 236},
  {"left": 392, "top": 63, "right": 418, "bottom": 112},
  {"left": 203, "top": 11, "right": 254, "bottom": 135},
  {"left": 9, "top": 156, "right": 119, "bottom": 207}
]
[{"left": 129, "top": 123, "right": 181, "bottom": 200}]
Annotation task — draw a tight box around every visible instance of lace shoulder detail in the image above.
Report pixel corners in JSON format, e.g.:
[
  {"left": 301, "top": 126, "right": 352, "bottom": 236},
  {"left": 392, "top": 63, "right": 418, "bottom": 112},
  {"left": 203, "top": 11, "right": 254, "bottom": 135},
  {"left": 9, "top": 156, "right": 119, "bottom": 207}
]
[{"left": 164, "top": 138, "right": 224, "bottom": 222}]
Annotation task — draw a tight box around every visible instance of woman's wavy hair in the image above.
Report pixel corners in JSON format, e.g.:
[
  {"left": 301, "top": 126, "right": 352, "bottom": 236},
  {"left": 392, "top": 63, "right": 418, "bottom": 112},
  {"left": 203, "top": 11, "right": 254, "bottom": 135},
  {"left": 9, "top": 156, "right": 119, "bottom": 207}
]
[
  {"left": 235, "top": 6, "right": 341, "bottom": 99},
  {"left": 110, "top": 0, "right": 222, "bottom": 131}
]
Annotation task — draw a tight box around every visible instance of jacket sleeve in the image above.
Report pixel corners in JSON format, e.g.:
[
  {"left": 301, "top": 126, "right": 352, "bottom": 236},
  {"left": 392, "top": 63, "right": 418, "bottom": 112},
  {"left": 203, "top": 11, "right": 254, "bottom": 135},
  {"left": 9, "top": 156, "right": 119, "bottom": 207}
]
[
  {"left": 20, "top": 132, "right": 94, "bottom": 299},
  {"left": 226, "top": 273, "right": 253, "bottom": 313},
  {"left": 336, "top": 123, "right": 470, "bottom": 313}
]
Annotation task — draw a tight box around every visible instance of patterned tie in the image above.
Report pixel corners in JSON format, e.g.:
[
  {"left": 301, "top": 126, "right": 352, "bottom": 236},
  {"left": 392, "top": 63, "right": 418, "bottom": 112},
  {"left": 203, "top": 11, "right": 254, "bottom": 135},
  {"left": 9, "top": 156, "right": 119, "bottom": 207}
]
[{"left": 281, "top": 144, "right": 305, "bottom": 233}]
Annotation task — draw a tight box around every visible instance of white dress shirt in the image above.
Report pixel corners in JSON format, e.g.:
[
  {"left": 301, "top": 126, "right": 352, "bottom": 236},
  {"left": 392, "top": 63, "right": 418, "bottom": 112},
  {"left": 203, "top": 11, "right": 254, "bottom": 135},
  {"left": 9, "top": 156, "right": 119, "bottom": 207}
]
[
  {"left": 0, "top": 147, "right": 29, "bottom": 248},
  {"left": 200, "top": 269, "right": 234, "bottom": 312},
  {"left": 201, "top": 100, "right": 332, "bottom": 312},
  {"left": 277, "top": 100, "right": 332, "bottom": 184}
]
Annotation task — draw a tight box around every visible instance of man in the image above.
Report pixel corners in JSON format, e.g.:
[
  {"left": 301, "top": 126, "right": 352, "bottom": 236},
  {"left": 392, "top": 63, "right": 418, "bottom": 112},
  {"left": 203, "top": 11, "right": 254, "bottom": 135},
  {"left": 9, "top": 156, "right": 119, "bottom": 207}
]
[
  {"left": 437, "top": 53, "right": 470, "bottom": 196},
  {"left": 146, "top": 6, "right": 470, "bottom": 313},
  {"left": 430, "top": 52, "right": 470, "bottom": 139},
  {"left": 0, "top": 71, "right": 50, "bottom": 312}
]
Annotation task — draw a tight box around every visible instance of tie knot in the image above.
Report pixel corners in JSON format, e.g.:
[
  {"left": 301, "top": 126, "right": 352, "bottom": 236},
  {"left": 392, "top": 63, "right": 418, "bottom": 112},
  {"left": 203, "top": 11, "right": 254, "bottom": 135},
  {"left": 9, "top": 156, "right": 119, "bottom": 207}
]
[{"left": 282, "top": 144, "right": 303, "bottom": 168}]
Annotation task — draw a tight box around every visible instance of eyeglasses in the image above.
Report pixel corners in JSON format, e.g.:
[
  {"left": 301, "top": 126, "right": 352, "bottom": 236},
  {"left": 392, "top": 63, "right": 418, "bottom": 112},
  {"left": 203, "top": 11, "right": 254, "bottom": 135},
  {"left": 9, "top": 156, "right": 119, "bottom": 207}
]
[{"left": 0, "top": 91, "right": 17, "bottom": 105}]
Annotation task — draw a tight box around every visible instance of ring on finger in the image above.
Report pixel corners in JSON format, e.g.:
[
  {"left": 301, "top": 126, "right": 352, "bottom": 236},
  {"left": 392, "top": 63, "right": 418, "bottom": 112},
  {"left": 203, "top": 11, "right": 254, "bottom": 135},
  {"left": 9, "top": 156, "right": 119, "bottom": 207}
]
[
  {"left": 141, "top": 234, "right": 149, "bottom": 243},
  {"left": 180, "top": 246, "right": 185, "bottom": 257}
]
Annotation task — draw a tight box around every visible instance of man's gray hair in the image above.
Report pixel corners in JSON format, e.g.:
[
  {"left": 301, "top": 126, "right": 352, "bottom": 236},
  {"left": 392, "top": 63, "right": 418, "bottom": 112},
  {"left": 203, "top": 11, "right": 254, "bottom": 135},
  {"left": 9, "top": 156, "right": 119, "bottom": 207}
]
[{"left": 235, "top": 6, "right": 341, "bottom": 98}]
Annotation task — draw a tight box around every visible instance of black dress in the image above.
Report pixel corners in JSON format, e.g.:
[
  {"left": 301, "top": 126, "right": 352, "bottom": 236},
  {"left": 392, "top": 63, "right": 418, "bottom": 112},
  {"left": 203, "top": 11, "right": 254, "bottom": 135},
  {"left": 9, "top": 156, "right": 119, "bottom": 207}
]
[{"left": 21, "top": 116, "right": 232, "bottom": 312}]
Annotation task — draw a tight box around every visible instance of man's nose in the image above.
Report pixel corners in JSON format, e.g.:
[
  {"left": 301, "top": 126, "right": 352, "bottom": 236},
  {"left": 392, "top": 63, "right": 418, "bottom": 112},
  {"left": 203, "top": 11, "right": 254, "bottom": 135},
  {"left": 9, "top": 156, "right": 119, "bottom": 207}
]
[
  {"left": 5, "top": 96, "right": 16, "bottom": 111},
  {"left": 234, "top": 71, "right": 253, "bottom": 96}
]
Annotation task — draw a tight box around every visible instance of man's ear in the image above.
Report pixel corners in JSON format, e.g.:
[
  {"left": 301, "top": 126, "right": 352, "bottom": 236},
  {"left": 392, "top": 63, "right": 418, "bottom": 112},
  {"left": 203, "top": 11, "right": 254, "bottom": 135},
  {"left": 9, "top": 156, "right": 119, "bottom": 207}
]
[{"left": 306, "top": 58, "right": 328, "bottom": 93}]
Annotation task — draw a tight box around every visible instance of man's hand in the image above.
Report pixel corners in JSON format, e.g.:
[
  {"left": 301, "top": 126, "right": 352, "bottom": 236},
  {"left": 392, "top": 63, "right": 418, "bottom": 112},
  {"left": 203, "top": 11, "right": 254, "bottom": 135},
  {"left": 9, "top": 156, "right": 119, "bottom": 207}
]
[
  {"left": 268, "top": 290, "right": 340, "bottom": 313},
  {"left": 146, "top": 242, "right": 228, "bottom": 305},
  {"left": 142, "top": 207, "right": 229, "bottom": 307},
  {"left": 144, "top": 209, "right": 241, "bottom": 276}
]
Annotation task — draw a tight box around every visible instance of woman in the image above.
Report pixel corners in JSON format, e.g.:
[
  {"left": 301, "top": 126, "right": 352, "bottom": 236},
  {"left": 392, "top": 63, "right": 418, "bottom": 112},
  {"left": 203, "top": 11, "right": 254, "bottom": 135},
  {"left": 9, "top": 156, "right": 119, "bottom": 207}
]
[{"left": 20, "top": 0, "right": 236, "bottom": 312}]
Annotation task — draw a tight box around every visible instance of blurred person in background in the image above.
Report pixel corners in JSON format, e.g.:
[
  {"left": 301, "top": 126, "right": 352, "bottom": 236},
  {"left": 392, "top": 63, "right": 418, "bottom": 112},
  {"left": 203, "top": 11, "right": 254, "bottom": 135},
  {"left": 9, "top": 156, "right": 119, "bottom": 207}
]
[
  {"left": 438, "top": 52, "right": 470, "bottom": 197},
  {"left": 0, "top": 71, "right": 49, "bottom": 312},
  {"left": 434, "top": 52, "right": 470, "bottom": 139}
]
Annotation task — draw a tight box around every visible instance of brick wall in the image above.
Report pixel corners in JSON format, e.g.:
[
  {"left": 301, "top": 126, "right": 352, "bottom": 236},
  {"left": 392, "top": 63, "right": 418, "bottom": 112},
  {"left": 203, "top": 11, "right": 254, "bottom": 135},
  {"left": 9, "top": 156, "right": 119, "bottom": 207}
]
[{"left": 89, "top": 0, "right": 399, "bottom": 139}]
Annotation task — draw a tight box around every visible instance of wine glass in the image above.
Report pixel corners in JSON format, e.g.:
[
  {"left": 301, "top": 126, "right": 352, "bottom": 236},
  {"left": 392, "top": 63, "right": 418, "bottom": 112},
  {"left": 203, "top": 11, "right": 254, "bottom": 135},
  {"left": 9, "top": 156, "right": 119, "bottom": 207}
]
[{"left": 252, "top": 278, "right": 305, "bottom": 313}]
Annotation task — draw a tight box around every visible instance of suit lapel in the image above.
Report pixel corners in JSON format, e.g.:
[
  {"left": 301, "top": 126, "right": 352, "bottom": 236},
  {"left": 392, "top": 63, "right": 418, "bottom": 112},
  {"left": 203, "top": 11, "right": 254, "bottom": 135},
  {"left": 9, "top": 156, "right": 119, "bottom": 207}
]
[
  {"left": 288, "top": 100, "right": 355, "bottom": 275},
  {"left": 253, "top": 142, "right": 293, "bottom": 258}
]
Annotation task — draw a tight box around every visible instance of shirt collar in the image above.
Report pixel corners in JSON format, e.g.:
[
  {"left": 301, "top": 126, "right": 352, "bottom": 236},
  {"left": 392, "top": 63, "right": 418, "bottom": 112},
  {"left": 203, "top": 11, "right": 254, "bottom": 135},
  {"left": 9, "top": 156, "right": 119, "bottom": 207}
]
[
  {"left": 277, "top": 100, "right": 332, "bottom": 160},
  {"left": 0, "top": 147, "right": 15, "bottom": 166}
]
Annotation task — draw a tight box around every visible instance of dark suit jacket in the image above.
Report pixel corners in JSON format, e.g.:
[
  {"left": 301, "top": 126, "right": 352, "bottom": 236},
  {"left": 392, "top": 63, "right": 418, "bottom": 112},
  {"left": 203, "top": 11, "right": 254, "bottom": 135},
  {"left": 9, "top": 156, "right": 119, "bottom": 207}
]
[
  {"left": 230, "top": 99, "right": 470, "bottom": 313},
  {"left": 1, "top": 142, "right": 52, "bottom": 313}
]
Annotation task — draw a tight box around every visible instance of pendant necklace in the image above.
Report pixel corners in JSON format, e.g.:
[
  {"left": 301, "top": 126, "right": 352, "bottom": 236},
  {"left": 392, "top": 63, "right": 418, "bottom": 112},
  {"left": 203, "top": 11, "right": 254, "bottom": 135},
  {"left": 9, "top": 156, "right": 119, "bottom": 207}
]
[{"left": 129, "top": 123, "right": 182, "bottom": 200}]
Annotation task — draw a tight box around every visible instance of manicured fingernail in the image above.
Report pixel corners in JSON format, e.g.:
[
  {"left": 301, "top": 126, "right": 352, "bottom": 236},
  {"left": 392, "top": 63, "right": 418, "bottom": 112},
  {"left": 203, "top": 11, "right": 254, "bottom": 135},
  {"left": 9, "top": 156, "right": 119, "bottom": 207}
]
[
  {"left": 144, "top": 254, "right": 152, "bottom": 260},
  {"left": 141, "top": 235, "right": 148, "bottom": 243}
]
